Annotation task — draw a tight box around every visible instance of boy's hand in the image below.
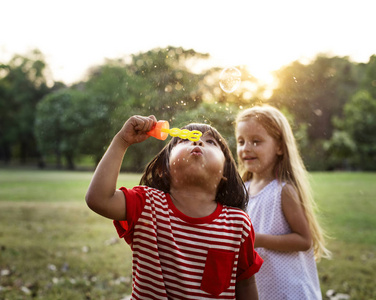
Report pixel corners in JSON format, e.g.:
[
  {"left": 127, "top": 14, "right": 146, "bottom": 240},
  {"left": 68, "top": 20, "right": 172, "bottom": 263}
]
[
  {"left": 85, "top": 114, "right": 157, "bottom": 221},
  {"left": 117, "top": 115, "right": 157, "bottom": 146}
]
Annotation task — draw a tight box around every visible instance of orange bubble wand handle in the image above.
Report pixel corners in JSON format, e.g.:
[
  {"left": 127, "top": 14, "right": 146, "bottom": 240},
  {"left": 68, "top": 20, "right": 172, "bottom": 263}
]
[
  {"left": 147, "top": 120, "right": 170, "bottom": 140},
  {"left": 147, "top": 120, "right": 202, "bottom": 141}
]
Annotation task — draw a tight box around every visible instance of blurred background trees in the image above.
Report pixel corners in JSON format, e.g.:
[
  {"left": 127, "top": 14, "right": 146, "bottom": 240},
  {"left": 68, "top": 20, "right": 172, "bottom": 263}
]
[
  {"left": 1, "top": 47, "right": 375, "bottom": 171},
  {"left": 0, "top": 49, "right": 51, "bottom": 165}
]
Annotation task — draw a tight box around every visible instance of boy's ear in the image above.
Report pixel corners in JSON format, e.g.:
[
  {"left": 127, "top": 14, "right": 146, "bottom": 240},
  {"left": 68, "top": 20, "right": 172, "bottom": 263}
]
[
  {"left": 156, "top": 166, "right": 163, "bottom": 177},
  {"left": 156, "top": 165, "right": 168, "bottom": 178}
]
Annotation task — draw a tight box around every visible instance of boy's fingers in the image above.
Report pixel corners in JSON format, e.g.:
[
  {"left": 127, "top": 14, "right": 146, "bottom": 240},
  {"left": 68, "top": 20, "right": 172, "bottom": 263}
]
[
  {"left": 148, "top": 115, "right": 157, "bottom": 123},
  {"left": 132, "top": 116, "right": 155, "bottom": 132},
  {"left": 145, "top": 115, "right": 157, "bottom": 131}
]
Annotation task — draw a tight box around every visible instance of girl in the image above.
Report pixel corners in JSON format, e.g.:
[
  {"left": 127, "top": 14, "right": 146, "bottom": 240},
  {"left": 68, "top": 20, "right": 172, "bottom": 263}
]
[
  {"left": 86, "top": 115, "right": 263, "bottom": 300},
  {"left": 235, "top": 105, "right": 331, "bottom": 299}
]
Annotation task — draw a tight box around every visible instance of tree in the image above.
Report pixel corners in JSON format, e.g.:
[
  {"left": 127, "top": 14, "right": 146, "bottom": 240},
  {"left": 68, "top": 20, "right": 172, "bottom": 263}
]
[
  {"left": 268, "top": 55, "right": 364, "bottom": 170},
  {"left": 83, "top": 47, "right": 214, "bottom": 171},
  {"left": 270, "top": 55, "right": 361, "bottom": 140},
  {"left": 124, "top": 47, "right": 212, "bottom": 171},
  {"left": 339, "top": 90, "right": 376, "bottom": 170},
  {"left": 326, "top": 55, "right": 376, "bottom": 170},
  {"left": 0, "top": 49, "right": 50, "bottom": 164},
  {"left": 323, "top": 130, "right": 356, "bottom": 170},
  {"left": 128, "top": 46, "right": 208, "bottom": 118},
  {"left": 35, "top": 89, "right": 90, "bottom": 169},
  {"left": 360, "top": 55, "right": 376, "bottom": 98},
  {"left": 83, "top": 58, "right": 156, "bottom": 168}
]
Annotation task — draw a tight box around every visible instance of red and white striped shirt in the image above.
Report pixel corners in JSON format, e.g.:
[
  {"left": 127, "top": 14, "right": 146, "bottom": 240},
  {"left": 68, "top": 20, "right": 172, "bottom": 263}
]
[{"left": 114, "top": 186, "right": 263, "bottom": 300}]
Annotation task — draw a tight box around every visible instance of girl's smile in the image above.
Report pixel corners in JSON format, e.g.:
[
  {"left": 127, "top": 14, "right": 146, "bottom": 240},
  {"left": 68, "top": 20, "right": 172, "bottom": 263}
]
[
  {"left": 242, "top": 155, "right": 257, "bottom": 161},
  {"left": 236, "top": 118, "right": 282, "bottom": 179}
]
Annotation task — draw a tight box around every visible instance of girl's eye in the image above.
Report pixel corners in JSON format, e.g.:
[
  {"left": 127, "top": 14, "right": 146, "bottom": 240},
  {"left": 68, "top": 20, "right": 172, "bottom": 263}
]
[
  {"left": 253, "top": 140, "right": 260, "bottom": 146},
  {"left": 177, "top": 139, "right": 189, "bottom": 144},
  {"left": 237, "top": 139, "right": 244, "bottom": 146},
  {"left": 206, "top": 139, "right": 216, "bottom": 145}
]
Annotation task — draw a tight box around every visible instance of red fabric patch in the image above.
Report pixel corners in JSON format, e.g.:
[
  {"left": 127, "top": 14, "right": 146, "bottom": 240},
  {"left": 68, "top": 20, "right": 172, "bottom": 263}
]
[{"left": 201, "top": 249, "right": 235, "bottom": 296}]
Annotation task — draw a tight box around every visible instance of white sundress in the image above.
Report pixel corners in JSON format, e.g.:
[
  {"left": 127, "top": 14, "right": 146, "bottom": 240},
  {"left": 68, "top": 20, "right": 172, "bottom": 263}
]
[{"left": 245, "top": 179, "right": 322, "bottom": 300}]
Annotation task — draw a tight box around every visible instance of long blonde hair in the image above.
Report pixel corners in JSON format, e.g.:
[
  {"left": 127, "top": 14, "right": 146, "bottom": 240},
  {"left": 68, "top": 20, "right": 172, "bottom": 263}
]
[{"left": 235, "top": 104, "right": 331, "bottom": 261}]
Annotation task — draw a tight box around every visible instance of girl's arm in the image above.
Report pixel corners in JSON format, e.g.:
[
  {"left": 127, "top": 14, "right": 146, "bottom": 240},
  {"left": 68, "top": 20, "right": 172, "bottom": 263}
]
[
  {"left": 235, "top": 276, "right": 258, "bottom": 300},
  {"left": 85, "top": 115, "right": 156, "bottom": 220},
  {"left": 254, "top": 183, "right": 312, "bottom": 252}
]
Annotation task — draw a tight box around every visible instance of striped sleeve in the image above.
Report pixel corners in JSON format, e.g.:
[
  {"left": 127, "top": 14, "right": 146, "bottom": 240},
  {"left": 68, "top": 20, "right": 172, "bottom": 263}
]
[
  {"left": 236, "top": 214, "right": 263, "bottom": 281},
  {"left": 113, "top": 186, "right": 147, "bottom": 246}
]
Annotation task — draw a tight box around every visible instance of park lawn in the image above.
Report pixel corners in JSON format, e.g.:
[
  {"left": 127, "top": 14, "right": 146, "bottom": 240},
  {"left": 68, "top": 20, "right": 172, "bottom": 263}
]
[
  {"left": 0, "top": 169, "right": 375, "bottom": 299},
  {"left": 310, "top": 172, "right": 376, "bottom": 299},
  {"left": 0, "top": 169, "right": 139, "bottom": 300}
]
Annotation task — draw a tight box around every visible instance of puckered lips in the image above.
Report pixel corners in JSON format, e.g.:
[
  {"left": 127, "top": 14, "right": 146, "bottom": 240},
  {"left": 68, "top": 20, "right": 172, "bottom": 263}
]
[{"left": 190, "top": 146, "right": 203, "bottom": 156}]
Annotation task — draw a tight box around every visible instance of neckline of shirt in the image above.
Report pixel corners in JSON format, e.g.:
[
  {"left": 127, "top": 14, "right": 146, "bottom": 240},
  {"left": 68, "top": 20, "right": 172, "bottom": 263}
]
[
  {"left": 166, "top": 193, "right": 223, "bottom": 224},
  {"left": 247, "top": 179, "right": 278, "bottom": 198}
]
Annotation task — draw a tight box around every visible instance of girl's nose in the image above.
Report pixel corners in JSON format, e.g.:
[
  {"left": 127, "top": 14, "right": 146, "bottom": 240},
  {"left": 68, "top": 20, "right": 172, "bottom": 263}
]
[
  {"left": 192, "top": 140, "right": 203, "bottom": 146},
  {"left": 244, "top": 141, "right": 253, "bottom": 151}
]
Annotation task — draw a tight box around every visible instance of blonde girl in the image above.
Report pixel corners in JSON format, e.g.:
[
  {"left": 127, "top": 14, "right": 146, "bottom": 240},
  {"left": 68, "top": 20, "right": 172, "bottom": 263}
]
[{"left": 235, "top": 105, "right": 330, "bottom": 299}]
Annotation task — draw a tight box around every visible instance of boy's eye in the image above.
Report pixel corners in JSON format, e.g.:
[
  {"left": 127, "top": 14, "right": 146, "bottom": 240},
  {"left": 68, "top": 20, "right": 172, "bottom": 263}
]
[
  {"left": 177, "top": 139, "right": 189, "bottom": 144},
  {"left": 237, "top": 139, "right": 244, "bottom": 145},
  {"left": 206, "top": 139, "right": 217, "bottom": 145},
  {"left": 253, "top": 140, "right": 260, "bottom": 146}
]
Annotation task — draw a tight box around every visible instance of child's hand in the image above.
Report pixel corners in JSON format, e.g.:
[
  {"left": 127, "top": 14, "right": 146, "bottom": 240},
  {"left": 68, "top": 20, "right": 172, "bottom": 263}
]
[{"left": 117, "top": 115, "right": 157, "bottom": 146}]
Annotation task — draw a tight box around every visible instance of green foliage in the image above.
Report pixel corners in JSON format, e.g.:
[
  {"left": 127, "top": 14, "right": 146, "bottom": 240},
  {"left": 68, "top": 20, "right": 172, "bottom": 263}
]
[
  {"left": 270, "top": 55, "right": 361, "bottom": 140},
  {"left": 128, "top": 46, "right": 207, "bottom": 119},
  {"left": 269, "top": 54, "right": 372, "bottom": 170},
  {"left": 2, "top": 48, "right": 376, "bottom": 171},
  {"left": 341, "top": 90, "right": 376, "bottom": 169},
  {"left": 35, "top": 89, "right": 91, "bottom": 169},
  {"left": 361, "top": 55, "right": 376, "bottom": 98},
  {"left": 323, "top": 130, "right": 356, "bottom": 169},
  {"left": 0, "top": 50, "right": 50, "bottom": 164},
  {"left": 83, "top": 47, "right": 215, "bottom": 171},
  {"left": 324, "top": 55, "right": 376, "bottom": 170}
]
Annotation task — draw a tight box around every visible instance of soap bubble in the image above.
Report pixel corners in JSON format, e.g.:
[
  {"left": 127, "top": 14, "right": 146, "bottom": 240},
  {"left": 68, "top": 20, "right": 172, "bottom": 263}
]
[{"left": 219, "top": 67, "right": 241, "bottom": 93}]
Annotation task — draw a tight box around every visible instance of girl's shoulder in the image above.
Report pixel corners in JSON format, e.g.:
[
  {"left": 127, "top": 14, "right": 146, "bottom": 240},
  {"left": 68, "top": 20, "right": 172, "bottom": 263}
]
[
  {"left": 281, "top": 183, "right": 299, "bottom": 198},
  {"left": 223, "top": 205, "right": 252, "bottom": 224},
  {"left": 132, "top": 185, "right": 165, "bottom": 194},
  {"left": 125, "top": 185, "right": 168, "bottom": 202},
  {"left": 281, "top": 183, "right": 302, "bottom": 207}
]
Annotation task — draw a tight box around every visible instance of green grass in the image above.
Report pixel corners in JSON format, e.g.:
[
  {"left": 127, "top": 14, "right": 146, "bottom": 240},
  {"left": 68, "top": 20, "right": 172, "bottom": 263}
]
[
  {"left": 0, "top": 169, "right": 140, "bottom": 202},
  {"left": 312, "top": 172, "right": 376, "bottom": 246},
  {"left": 0, "top": 169, "right": 139, "bottom": 300},
  {"left": 0, "top": 170, "right": 375, "bottom": 299},
  {"left": 310, "top": 172, "right": 376, "bottom": 299}
]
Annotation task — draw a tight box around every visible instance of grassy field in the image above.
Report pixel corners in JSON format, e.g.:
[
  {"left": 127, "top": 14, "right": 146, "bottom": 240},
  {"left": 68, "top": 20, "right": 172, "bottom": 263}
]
[{"left": 0, "top": 169, "right": 375, "bottom": 299}]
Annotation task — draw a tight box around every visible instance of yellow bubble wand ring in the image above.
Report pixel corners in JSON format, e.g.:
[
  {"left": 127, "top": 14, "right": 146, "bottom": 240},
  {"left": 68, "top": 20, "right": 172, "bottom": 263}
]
[{"left": 147, "top": 121, "right": 202, "bottom": 142}]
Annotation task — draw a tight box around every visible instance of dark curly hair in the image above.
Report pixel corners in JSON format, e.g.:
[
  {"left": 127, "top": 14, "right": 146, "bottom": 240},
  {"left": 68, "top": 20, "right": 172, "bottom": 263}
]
[{"left": 140, "top": 123, "right": 248, "bottom": 211}]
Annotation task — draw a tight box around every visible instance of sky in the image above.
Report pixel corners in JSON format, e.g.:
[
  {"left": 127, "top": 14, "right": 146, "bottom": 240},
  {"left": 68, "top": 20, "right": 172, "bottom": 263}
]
[{"left": 1, "top": 0, "right": 375, "bottom": 86}]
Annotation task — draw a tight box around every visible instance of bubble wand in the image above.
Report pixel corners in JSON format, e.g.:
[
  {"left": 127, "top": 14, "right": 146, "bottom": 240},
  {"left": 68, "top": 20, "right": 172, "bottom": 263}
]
[{"left": 147, "top": 120, "right": 202, "bottom": 142}]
